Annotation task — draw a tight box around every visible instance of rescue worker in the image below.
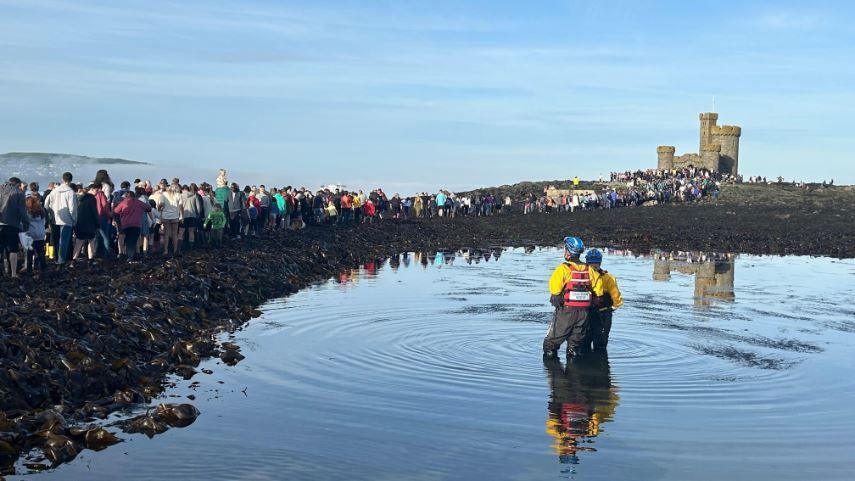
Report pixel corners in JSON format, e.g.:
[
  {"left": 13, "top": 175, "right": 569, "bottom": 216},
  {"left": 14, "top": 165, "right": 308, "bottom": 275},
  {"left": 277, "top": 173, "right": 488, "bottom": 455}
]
[
  {"left": 584, "top": 248, "right": 623, "bottom": 350},
  {"left": 543, "top": 351, "right": 619, "bottom": 465},
  {"left": 544, "top": 236, "right": 597, "bottom": 359}
]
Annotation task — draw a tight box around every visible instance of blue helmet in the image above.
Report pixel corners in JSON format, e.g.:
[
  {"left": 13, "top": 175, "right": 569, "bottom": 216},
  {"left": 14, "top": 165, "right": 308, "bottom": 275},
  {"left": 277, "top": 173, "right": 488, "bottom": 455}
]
[
  {"left": 563, "top": 236, "right": 584, "bottom": 255},
  {"left": 585, "top": 248, "right": 603, "bottom": 264}
]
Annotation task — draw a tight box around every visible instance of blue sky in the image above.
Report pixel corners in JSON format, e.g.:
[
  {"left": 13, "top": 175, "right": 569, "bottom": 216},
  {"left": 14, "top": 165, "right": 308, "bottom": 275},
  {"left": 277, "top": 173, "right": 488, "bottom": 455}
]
[{"left": 1, "top": 0, "right": 852, "bottom": 191}]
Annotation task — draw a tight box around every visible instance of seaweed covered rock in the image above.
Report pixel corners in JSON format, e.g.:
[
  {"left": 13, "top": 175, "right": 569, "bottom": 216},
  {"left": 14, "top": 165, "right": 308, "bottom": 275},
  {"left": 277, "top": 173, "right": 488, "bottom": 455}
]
[{"left": 0, "top": 187, "right": 853, "bottom": 472}]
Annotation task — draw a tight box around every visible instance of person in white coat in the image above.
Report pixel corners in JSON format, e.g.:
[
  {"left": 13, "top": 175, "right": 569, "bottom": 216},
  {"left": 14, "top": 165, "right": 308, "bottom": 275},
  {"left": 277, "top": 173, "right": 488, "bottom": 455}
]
[{"left": 43, "top": 172, "right": 78, "bottom": 264}]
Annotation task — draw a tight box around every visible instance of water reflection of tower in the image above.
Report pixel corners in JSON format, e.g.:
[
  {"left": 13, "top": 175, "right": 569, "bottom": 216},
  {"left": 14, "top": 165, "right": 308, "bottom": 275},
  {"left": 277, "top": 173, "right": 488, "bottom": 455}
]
[
  {"left": 694, "top": 255, "right": 735, "bottom": 305},
  {"left": 652, "top": 252, "right": 735, "bottom": 306},
  {"left": 543, "top": 352, "right": 619, "bottom": 465}
]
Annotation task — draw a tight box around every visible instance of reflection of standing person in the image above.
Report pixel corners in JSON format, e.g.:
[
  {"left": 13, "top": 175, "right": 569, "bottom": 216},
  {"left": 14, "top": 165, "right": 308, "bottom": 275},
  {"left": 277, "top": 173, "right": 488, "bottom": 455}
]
[{"left": 543, "top": 351, "right": 619, "bottom": 465}]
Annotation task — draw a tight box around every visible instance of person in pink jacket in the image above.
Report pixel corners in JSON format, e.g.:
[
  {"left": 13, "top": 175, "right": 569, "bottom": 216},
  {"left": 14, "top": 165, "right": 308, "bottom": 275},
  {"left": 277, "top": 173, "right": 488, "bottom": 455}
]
[{"left": 113, "top": 191, "right": 152, "bottom": 261}]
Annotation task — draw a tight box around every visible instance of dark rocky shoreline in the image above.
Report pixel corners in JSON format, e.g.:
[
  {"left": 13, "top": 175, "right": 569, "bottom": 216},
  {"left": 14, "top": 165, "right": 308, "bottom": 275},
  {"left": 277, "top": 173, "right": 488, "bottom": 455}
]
[{"left": 1, "top": 188, "right": 854, "bottom": 475}]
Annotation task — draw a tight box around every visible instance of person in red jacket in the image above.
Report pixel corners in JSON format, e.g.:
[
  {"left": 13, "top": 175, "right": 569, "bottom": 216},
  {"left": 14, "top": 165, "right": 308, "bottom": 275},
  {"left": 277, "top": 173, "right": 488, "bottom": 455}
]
[
  {"left": 92, "top": 182, "right": 113, "bottom": 257},
  {"left": 246, "top": 190, "right": 261, "bottom": 236},
  {"left": 363, "top": 199, "right": 376, "bottom": 223},
  {"left": 113, "top": 191, "right": 152, "bottom": 261}
]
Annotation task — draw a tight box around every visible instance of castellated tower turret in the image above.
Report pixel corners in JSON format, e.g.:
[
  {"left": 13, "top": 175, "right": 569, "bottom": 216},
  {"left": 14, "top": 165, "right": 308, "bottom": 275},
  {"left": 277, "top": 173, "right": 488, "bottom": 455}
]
[
  {"left": 657, "top": 145, "right": 675, "bottom": 171},
  {"left": 699, "top": 112, "right": 719, "bottom": 153},
  {"left": 711, "top": 125, "right": 741, "bottom": 175},
  {"left": 700, "top": 143, "right": 721, "bottom": 172}
]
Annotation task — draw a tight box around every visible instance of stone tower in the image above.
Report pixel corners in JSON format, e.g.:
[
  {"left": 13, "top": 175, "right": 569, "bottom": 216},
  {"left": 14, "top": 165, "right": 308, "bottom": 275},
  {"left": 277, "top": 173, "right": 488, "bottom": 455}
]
[
  {"left": 656, "top": 145, "right": 675, "bottom": 171},
  {"left": 699, "top": 112, "right": 719, "bottom": 153},
  {"left": 700, "top": 143, "right": 721, "bottom": 172},
  {"left": 711, "top": 125, "right": 741, "bottom": 175},
  {"left": 655, "top": 111, "right": 742, "bottom": 175}
]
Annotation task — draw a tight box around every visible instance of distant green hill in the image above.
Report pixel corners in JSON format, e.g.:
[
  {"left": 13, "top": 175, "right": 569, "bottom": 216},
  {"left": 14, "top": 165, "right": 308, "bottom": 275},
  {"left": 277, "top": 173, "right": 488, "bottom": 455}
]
[{"left": 0, "top": 152, "right": 148, "bottom": 165}]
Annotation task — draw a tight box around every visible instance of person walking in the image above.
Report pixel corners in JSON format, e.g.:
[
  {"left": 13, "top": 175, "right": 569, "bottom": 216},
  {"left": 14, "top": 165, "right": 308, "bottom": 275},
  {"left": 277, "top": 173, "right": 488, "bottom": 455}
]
[
  {"left": 203, "top": 203, "right": 227, "bottom": 247},
  {"left": 544, "top": 236, "right": 599, "bottom": 359},
  {"left": 137, "top": 187, "right": 155, "bottom": 256},
  {"left": 351, "top": 191, "right": 362, "bottom": 224},
  {"left": 94, "top": 169, "right": 115, "bottom": 200},
  {"left": 43, "top": 172, "right": 78, "bottom": 264},
  {"left": 226, "top": 183, "right": 246, "bottom": 240},
  {"left": 179, "top": 185, "right": 200, "bottom": 248},
  {"left": 152, "top": 179, "right": 183, "bottom": 256},
  {"left": 92, "top": 182, "right": 113, "bottom": 257},
  {"left": 71, "top": 184, "right": 100, "bottom": 262},
  {"left": 584, "top": 249, "right": 623, "bottom": 350},
  {"left": 436, "top": 190, "right": 447, "bottom": 217},
  {"left": 22, "top": 196, "right": 47, "bottom": 274},
  {"left": 113, "top": 191, "right": 152, "bottom": 261},
  {"left": 413, "top": 195, "right": 423, "bottom": 218},
  {"left": 340, "top": 191, "right": 353, "bottom": 223},
  {"left": 0, "top": 177, "right": 29, "bottom": 278},
  {"left": 257, "top": 185, "right": 271, "bottom": 233}
]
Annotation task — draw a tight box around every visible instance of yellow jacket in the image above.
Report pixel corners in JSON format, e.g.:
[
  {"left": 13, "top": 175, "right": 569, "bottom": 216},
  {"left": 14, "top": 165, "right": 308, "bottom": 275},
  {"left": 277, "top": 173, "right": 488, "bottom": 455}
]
[
  {"left": 548, "top": 261, "right": 599, "bottom": 296},
  {"left": 548, "top": 261, "right": 622, "bottom": 310},
  {"left": 591, "top": 269, "right": 623, "bottom": 310}
]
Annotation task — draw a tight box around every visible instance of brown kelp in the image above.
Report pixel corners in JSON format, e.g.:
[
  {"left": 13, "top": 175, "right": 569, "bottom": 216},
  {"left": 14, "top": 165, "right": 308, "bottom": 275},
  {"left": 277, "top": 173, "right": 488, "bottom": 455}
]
[{"left": 1, "top": 188, "right": 853, "bottom": 473}]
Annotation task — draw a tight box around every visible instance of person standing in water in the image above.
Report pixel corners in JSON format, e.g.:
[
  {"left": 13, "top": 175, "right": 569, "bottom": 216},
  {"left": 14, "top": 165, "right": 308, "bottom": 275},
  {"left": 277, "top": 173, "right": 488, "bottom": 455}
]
[
  {"left": 544, "top": 236, "right": 598, "bottom": 359},
  {"left": 584, "top": 248, "right": 622, "bottom": 350}
]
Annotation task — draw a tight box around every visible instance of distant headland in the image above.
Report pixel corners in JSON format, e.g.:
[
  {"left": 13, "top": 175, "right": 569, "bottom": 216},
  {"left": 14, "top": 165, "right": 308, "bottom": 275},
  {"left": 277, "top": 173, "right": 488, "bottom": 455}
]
[{"left": 0, "top": 152, "right": 148, "bottom": 166}]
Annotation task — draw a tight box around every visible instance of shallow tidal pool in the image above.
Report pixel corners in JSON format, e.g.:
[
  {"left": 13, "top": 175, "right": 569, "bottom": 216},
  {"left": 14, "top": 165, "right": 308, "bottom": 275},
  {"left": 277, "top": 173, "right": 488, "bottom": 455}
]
[{"left": 20, "top": 248, "right": 855, "bottom": 480}]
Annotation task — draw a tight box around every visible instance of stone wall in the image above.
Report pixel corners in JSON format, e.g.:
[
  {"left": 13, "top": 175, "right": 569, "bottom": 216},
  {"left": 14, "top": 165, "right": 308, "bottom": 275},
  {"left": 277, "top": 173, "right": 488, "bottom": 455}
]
[{"left": 672, "top": 153, "right": 700, "bottom": 169}]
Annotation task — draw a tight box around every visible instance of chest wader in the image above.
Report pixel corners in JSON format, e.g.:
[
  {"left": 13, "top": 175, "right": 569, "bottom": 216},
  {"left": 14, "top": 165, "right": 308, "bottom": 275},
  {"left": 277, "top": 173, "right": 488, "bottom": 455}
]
[
  {"left": 543, "top": 265, "right": 592, "bottom": 357},
  {"left": 588, "top": 293, "right": 613, "bottom": 350}
]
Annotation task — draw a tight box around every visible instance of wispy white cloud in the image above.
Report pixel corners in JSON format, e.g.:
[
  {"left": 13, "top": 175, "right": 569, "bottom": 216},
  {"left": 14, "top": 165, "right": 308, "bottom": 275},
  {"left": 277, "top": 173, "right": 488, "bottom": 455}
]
[
  {"left": 0, "top": 0, "right": 852, "bottom": 185},
  {"left": 755, "top": 11, "right": 827, "bottom": 30}
]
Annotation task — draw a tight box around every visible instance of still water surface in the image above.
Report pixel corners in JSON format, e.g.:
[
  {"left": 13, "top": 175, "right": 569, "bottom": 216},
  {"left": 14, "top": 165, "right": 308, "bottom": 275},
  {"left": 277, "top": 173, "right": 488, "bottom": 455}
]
[{"left": 22, "top": 249, "right": 855, "bottom": 480}]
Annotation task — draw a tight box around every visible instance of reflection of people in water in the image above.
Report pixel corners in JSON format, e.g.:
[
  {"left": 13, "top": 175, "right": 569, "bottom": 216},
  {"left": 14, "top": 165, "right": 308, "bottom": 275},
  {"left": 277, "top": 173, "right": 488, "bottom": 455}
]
[
  {"left": 544, "top": 351, "right": 619, "bottom": 465},
  {"left": 363, "top": 259, "right": 377, "bottom": 276}
]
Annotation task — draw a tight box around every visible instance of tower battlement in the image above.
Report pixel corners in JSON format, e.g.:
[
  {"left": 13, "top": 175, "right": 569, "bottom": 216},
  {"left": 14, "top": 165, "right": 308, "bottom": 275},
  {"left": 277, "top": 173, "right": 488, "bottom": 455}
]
[
  {"left": 657, "top": 146, "right": 676, "bottom": 153},
  {"left": 711, "top": 125, "right": 741, "bottom": 136}
]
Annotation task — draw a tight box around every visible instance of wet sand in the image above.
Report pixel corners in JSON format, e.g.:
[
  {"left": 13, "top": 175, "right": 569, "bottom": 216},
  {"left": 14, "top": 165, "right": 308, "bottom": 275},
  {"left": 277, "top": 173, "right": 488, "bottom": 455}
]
[{"left": 1, "top": 184, "right": 853, "bottom": 475}]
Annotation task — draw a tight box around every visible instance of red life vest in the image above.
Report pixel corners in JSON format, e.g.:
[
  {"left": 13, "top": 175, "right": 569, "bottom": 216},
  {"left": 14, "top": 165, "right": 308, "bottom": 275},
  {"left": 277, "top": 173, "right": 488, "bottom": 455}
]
[{"left": 563, "top": 264, "right": 592, "bottom": 308}]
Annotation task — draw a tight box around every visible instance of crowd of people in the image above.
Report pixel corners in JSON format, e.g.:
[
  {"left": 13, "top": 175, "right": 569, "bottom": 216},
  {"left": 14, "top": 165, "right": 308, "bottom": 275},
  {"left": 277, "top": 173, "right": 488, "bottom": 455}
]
[
  {"left": 520, "top": 167, "right": 723, "bottom": 215},
  {"left": 0, "top": 165, "right": 729, "bottom": 279},
  {"left": 745, "top": 175, "right": 837, "bottom": 189},
  {"left": 611, "top": 166, "right": 723, "bottom": 201},
  {"left": 308, "top": 189, "right": 514, "bottom": 225}
]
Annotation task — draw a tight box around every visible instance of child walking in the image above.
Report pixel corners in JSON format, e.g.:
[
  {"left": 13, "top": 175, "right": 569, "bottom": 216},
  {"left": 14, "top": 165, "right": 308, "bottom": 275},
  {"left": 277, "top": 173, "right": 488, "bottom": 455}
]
[{"left": 204, "top": 203, "right": 227, "bottom": 247}]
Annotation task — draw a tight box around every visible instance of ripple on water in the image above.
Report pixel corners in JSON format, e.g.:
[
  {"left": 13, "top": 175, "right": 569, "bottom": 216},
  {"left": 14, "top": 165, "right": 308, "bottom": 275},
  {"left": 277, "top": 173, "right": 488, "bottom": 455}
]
[{"left": 26, "top": 249, "right": 855, "bottom": 481}]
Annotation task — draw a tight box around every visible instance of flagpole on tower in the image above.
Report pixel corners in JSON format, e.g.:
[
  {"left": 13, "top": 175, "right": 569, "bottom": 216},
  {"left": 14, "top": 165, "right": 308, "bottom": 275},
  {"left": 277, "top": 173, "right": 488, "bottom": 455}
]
[{"left": 712, "top": 95, "right": 716, "bottom": 112}]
